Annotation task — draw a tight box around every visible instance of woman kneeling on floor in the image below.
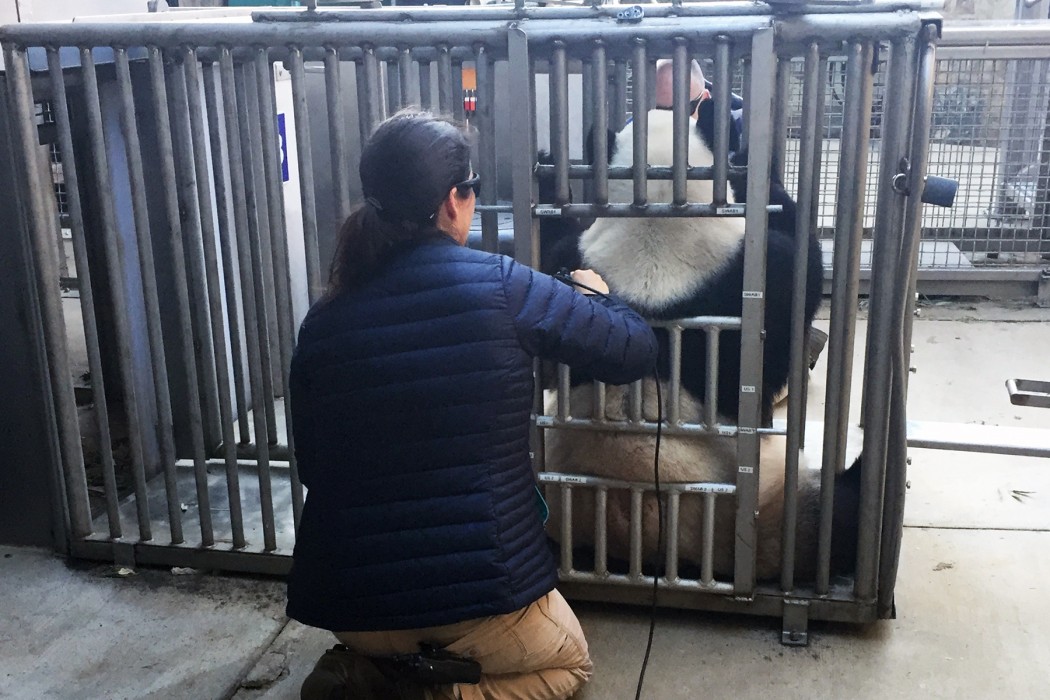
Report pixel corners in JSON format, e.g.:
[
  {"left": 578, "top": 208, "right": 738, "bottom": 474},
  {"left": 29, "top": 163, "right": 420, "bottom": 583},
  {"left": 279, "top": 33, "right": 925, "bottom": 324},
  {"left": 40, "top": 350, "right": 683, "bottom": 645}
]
[{"left": 287, "top": 109, "right": 657, "bottom": 700}]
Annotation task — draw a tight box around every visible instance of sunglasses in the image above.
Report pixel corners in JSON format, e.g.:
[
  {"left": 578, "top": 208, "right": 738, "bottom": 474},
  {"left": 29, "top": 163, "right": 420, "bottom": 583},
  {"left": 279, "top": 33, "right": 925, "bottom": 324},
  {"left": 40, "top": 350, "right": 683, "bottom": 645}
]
[{"left": 455, "top": 172, "right": 481, "bottom": 198}]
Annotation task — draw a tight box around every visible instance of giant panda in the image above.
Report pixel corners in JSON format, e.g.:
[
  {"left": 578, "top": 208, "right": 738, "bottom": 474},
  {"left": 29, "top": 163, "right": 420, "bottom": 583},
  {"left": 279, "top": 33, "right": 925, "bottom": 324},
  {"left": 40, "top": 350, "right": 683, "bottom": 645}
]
[{"left": 538, "top": 75, "right": 863, "bottom": 582}]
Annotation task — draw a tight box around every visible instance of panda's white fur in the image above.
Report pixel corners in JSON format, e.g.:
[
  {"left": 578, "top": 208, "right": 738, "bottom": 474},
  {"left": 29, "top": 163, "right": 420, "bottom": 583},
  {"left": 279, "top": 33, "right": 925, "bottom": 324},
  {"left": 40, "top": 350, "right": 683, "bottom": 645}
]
[{"left": 578, "top": 110, "right": 745, "bottom": 310}]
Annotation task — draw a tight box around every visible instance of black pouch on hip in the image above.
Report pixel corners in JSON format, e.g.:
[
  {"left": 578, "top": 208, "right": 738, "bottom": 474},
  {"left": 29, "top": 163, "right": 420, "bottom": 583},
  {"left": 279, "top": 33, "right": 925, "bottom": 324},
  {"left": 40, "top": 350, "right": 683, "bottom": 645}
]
[{"left": 387, "top": 643, "right": 482, "bottom": 685}]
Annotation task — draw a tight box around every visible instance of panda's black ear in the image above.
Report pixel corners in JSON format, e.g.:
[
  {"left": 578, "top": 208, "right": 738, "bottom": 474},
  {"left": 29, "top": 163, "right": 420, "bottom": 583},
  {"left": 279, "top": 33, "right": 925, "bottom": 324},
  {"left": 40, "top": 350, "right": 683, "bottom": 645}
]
[{"left": 694, "top": 98, "right": 741, "bottom": 155}]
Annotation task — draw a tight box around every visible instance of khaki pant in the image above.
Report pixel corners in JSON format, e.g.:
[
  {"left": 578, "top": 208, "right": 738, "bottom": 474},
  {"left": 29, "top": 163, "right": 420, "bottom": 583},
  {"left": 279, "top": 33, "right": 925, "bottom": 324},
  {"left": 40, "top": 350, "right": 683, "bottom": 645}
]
[{"left": 335, "top": 589, "right": 592, "bottom": 700}]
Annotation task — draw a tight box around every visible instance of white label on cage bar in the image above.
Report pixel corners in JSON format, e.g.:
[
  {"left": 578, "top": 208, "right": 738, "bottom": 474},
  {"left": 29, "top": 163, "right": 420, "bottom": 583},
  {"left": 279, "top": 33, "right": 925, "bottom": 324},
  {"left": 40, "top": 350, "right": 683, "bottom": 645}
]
[
  {"left": 742, "top": 291, "right": 763, "bottom": 299},
  {"left": 738, "top": 426, "right": 756, "bottom": 435},
  {"left": 717, "top": 426, "right": 736, "bottom": 436},
  {"left": 741, "top": 385, "right": 756, "bottom": 393},
  {"left": 738, "top": 465, "right": 754, "bottom": 474},
  {"left": 534, "top": 207, "right": 562, "bottom": 216},
  {"left": 716, "top": 205, "right": 745, "bottom": 216}
]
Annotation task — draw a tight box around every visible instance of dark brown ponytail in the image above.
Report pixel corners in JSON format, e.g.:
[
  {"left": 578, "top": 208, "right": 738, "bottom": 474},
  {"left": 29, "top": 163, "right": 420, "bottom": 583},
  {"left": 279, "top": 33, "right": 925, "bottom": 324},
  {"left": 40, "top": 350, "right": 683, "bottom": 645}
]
[{"left": 326, "top": 110, "right": 472, "bottom": 296}]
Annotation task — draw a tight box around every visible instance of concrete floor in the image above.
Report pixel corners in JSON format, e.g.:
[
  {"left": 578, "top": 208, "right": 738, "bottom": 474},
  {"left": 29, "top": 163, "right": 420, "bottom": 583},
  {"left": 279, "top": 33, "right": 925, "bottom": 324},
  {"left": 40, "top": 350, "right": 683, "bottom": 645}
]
[{"left": 3, "top": 300, "right": 1049, "bottom": 699}]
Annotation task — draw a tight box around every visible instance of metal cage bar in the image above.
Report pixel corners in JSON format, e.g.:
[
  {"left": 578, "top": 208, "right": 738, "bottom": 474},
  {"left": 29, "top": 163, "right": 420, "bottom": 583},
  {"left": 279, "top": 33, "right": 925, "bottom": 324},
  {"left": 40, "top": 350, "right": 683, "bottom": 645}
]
[
  {"left": 45, "top": 47, "right": 119, "bottom": 540},
  {"left": 80, "top": 47, "right": 153, "bottom": 542}
]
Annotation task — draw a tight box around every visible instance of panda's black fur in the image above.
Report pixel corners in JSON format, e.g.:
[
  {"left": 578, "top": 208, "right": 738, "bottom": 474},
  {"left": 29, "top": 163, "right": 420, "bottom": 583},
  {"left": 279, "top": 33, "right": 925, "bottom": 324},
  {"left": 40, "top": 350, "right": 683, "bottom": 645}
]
[
  {"left": 538, "top": 98, "right": 863, "bottom": 582},
  {"left": 541, "top": 99, "right": 823, "bottom": 424}
]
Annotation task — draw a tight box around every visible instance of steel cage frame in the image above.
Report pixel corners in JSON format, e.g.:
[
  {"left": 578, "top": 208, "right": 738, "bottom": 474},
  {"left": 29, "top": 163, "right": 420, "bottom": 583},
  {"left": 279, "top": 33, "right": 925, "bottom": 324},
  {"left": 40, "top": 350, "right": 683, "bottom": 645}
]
[{"left": 0, "top": 4, "right": 939, "bottom": 637}]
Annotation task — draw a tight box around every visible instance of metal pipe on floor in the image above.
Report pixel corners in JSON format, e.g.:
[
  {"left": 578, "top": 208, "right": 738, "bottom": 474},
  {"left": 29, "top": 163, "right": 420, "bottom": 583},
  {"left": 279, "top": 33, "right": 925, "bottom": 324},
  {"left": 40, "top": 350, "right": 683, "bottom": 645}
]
[{"left": 46, "top": 47, "right": 118, "bottom": 539}]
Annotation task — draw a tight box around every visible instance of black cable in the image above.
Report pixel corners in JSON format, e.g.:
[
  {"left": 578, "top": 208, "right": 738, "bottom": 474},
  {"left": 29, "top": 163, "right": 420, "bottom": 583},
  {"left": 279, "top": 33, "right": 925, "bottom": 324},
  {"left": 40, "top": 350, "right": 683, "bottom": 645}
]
[
  {"left": 635, "top": 365, "right": 662, "bottom": 700},
  {"left": 555, "top": 268, "right": 664, "bottom": 699}
]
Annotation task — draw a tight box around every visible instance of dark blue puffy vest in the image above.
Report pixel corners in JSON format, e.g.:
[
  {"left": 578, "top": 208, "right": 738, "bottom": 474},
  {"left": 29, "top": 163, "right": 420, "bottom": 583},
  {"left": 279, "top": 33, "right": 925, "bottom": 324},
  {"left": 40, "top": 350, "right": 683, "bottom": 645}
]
[{"left": 286, "top": 234, "right": 656, "bottom": 631}]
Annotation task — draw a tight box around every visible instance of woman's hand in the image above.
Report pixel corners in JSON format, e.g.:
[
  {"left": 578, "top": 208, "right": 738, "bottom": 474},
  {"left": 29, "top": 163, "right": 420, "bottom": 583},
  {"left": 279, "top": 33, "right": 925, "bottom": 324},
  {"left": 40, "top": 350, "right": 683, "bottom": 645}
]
[{"left": 570, "top": 269, "right": 610, "bottom": 296}]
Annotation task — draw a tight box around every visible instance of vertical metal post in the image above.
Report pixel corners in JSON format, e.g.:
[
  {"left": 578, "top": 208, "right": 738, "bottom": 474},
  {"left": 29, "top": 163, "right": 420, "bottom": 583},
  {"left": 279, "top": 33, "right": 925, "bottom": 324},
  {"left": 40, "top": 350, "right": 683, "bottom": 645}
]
[
  {"left": 632, "top": 39, "right": 649, "bottom": 207},
  {"left": 592, "top": 41, "right": 609, "bottom": 205},
  {"left": 475, "top": 43, "right": 499, "bottom": 252},
  {"left": 115, "top": 48, "right": 185, "bottom": 544},
  {"left": 242, "top": 71, "right": 280, "bottom": 448},
  {"left": 326, "top": 46, "right": 353, "bottom": 224},
  {"left": 202, "top": 62, "right": 252, "bottom": 449},
  {"left": 666, "top": 491, "right": 680, "bottom": 582},
  {"left": 419, "top": 60, "right": 433, "bottom": 110},
  {"left": 169, "top": 54, "right": 237, "bottom": 546},
  {"left": 668, "top": 326, "right": 682, "bottom": 426},
  {"left": 733, "top": 27, "right": 776, "bottom": 596},
  {"left": 629, "top": 488, "right": 643, "bottom": 579},
  {"left": 581, "top": 60, "right": 595, "bottom": 205},
  {"left": 713, "top": 36, "right": 732, "bottom": 206},
  {"left": 560, "top": 486, "right": 573, "bottom": 574},
  {"left": 398, "top": 47, "right": 413, "bottom": 107},
  {"left": 79, "top": 47, "right": 152, "bottom": 541},
  {"left": 781, "top": 43, "right": 823, "bottom": 593},
  {"left": 437, "top": 45, "right": 453, "bottom": 115},
  {"left": 357, "top": 46, "right": 382, "bottom": 147},
  {"left": 818, "top": 41, "right": 876, "bottom": 594},
  {"left": 255, "top": 49, "right": 305, "bottom": 529},
  {"left": 222, "top": 50, "right": 276, "bottom": 552},
  {"left": 235, "top": 62, "right": 279, "bottom": 552},
  {"left": 672, "top": 37, "right": 690, "bottom": 206},
  {"left": 385, "top": 59, "right": 400, "bottom": 116},
  {"left": 509, "top": 26, "right": 536, "bottom": 264},
  {"left": 704, "top": 327, "right": 720, "bottom": 428},
  {"left": 550, "top": 41, "right": 571, "bottom": 207},
  {"left": 46, "top": 47, "right": 118, "bottom": 539},
  {"left": 855, "top": 38, "right": 914, "bottom": 602},
  {"left": 191, "top": 56, "right": 247, "bottom": 545},
  {"left": 702, "top": 492, "right": 716, "bottom": 585},
  {"left": 287, "top": 48, "right": 323, "bottom": 304},
  {"left": 875, "top": 26, "right": 939, "bottom": 613},
  {"left": 595, "top": 488, "right": 609, "bottom": 575}
]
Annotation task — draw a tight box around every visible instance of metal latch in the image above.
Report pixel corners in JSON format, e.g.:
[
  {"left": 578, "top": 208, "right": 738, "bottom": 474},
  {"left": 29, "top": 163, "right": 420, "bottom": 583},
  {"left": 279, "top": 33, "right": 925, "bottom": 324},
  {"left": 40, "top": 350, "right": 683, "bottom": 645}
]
[{"left": 616, "top": 5, "right": 644, "bottom": 23}]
